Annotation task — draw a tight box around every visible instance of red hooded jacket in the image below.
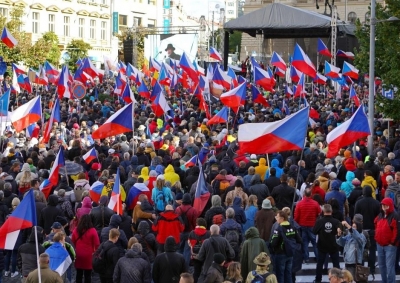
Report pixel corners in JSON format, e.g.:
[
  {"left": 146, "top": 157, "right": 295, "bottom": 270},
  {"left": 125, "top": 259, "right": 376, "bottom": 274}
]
[
  {"left": 152, "top": 210, "right": 184, "bottom": 244},
  {"left": 375, "top": 197, "right": 399, "bottom": 246}
]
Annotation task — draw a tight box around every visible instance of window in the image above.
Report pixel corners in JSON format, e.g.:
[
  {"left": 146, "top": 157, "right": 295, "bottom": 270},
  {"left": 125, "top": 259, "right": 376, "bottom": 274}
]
[
  {"left": 228, "top": 10, "right": 234, "bottom": 14},
  {"left": 365, "top": 12, "right": 371, "bottom": 24},
  {"left": 101, "top": 21, "right": 107, "bottom": 40},
  {"left": 64, "top": 16, "right": 70, "bottom": 36},
  {"left": 48, "top": 14, "right": 55, "bottom": 32},
  {"left": 79, "top": 18, "right": 85, "bottom": 38},
  {"left": 32, "top": 12, "right": 40, "bottom": 33},
  {"left": 90, "top": 20, "right": 96, "bottom": 39},
  {"left": 227, "top": 2, "right": 234, "bottom": 6},
  {"left": 348, "top": 12, "right": 357, "bottom": 24},
  {"left": 119, "top": 14, "right": 127, "bottom": 26},
  {"left": 148, "top": 19, "right": 156, "bottom": 28},
  {"left": 0, "top": 8, "right": 8, "bottom": 18},
  {"left": 134, "top": 16, "right": 141, "bottom": 26}
]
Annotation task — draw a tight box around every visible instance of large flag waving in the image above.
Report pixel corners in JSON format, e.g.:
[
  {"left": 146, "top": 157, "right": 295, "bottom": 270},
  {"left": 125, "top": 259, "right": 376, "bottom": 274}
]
[
  {"left": 292, "top": 43, "right": 316, "bottom": 78},
  {"left": 108, "top": 168, "right": 123, "bottom": 215},
  {"left": 43, "top": 98, "right": 60, "bottom": 144},
  {"left": 40, "top": 149, "right": 65, "bottom": 198},
  {"left": 0, "top": 189, "right": 36, "bottom": 249},
  {"left": 10, "top": 96, "right": 41, "bottom": 132},
  {"left": 326, "top": 106, "right": 370, "bottom": 158},
  {"left": 193, "top": 165, "right": 210, "bottom": 214},
  {"left": 238, "top": 107, "right": 309, "bottom": 154}
]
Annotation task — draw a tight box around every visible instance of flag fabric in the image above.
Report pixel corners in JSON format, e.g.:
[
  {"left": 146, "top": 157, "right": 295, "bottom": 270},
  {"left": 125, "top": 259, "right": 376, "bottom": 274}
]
[
  {"left": 138, "top": 78, "right": 150, "bottom": 99},
  {"left": 337, "top": 50, "right": 355, "bottom": 59},
  {"left": 193, "top": 166, "right": 211, "bottom": 214},
  {"left": 349, "top": 85, "right": 360, "bottom": 107},
  {"left": 126, "top": 183, "right": 151, "bottom": 210},
  {"left": 12, "top": 69, "right": 20, "bottom": 94},
  {"left": 12, "top": 63, "right": 25, "bottom": 76},
  {"left": 114, "top": 71, "right": 127, "bottom": 95},
  {"left": 336, "top": 85, "right": 342, "bottom": 99},
  {"left": 281, "top": 100, "right": 290, "bottom": 115},
  {"left": 10, "top": 96, "right": 41, "bottom": 132},
  {"left": 212, "top": 66, "right": 231, "bottom": 90},
  {"left": 89, "top": 181, "right": 104, "bottom": 204},
  {"left": 152, "top": 90, "right": 171, "bottom": 117},
  {"left": 0, "top": 189, "right": 36, "bottom": 249},
  {"left": 326, "top": 106, "right": 370, "bottom": 158},
  {"left": 184, "top": 155, "right": 199, "bottom": 168},
  {"left": 285, "top": 85, "right": 293, "bottom": 97},
  {"left": 46, "top": 242, "right": 72, "bottom": 276},
  {"left": 304, "top": 99, "right": 320, "bottom": 119},
  {"left": 313, "top": 73, "right": 327, "bottom": 85},
  {"left": 57, "top": 65, "right": 71, "bottom": 99},
  {"left": 382, "top": 88, "right": 394, "bottom": 100},
  {"left": 108, "top": 168, "right": 123, "bottom": 215},
  {"left": 209, "top": 47, "right": 223, "bottom": 61},
  {"left": 158, "top": 63, "right": 171, "bottom": 86},
  {"left": 220, "top": 83, "right": 246, "bottom": 109},
  {"left": 270, "top": 51, "right": 287, "bottom": 70},
  {"left": 292, "top": 43, "right": 316, "bottom": 78},
  {"left": 0, "top": 89, "right": 10, "bottom": 116},
  {"left": 274, "top": 67, "right": 286, "bottom": 78},
  {"left": 237, "top": 107, "right": 309, "bottom": 154},
  {"left": 92, "top": 103, "right": 133, "bottom": 139},
  {"left": 251, "top": 85, "right": 269, "bottom": 107},
  {"left": 81, "top": 57, "right": 99, "bottom": 79},
  {"left": 324, "top": 61, "right": 341, "bottom": 79},
  {"left": 317, "top": 38, "right": 332, "bottom": 57},
  {"left": 17, "top": 75, "right": 30, "bottom": 93},
  {"left": 42, "top": 98, "right": 60, "bottom": 144},
  {"left": 309, "top": 117, "right": 317, "bottom": 128},
  {"left": 149, "top": 57, "right": 161, "bottom": 72},
  {"left": 254, "top": 67, "right": 274, "bottom": 91},
  {"left": 83, "top": 148, "right": 97, "bottom": 164},
  {"left": 226, "top": 67, "right": 238, "bottom": 87},
  {"left": 342, "top": 61, "right": 359, "bottom": 79},
  {"left": 1, "top": 27, "right": 17, "bottom": 48},
  {"left": 294, "top": 73, "right": 305, "bottom": 98},
  {"left": 207, "top": 107, "right": 229, "bottom": 126},
  {"left": 179, "top": 52, "right": 199, "bottom": 85},
  {"left": 40, "top": 149, "right": 65, "bottom": 198},
  {"left": 26, "top": 123, "right": 39, "bottom": 139},
  {"left": 121, "top": 83, "right": 136, "bottom": 104},
  {"left": 290, "top": 65, "right": 302, "bottom": 83},
  {"left": 44, "top": 61, "right": 60, "bottom": 76}
]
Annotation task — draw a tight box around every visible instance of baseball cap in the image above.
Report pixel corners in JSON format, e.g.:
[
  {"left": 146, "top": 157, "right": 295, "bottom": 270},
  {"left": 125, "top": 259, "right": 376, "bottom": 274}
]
[{"left": 51, "top": 222, "right": 62, "bottom": 229}]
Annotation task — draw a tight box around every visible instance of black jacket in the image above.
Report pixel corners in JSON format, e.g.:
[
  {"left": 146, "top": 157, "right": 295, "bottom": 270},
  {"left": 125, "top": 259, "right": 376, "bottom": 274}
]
[
  {"left": 312, "top": 215, "right": 340, "bottom": 253},
  {"left": 152, "top": 237, "right": 187, "bottom": 283},
  {"left": 100, "top": 215, "right": 128, "bottom": 255},
  {"left": 17, "top": 228, "right": 46, "bottom": 276},
  {"left": 205, "top": 206, "right": 225, "bottom": 229},
  {"left": 39, "top": 195, "right": 64, "bottom": 235},
  {"left": 113, "top": 248, "right": 151, "bottom": 283},
  {"left": 35, "top": 200, "right": 46, "bottom": 227},
  {"left": 354, "top": 186, "right": 381, "bottom": 230},
  {"left": 220, "top": 156, "right": 237, "bottom": 175},
  {"left": 271, "top": 182, "right": 298, "bottom": 210},
  {"left": 204, "top": 262, "right": 224, "bottom": 283},
  {"left": 0, "top": 200, "right": 9, "bottom": 225},
  {"left": 249, "top": 175, "right": 270, "bottom": 209},
  {"left": 134, "top": 221, "right": 157, "bottom": 263},
  {"left": 136, "top": 152, "right": 150, "bottom": 167},
  {"left": 90, "top": 204, "right": 115, "bottom": 236},
  {"left": 264, "top": 176, "right": 281, "bottom": 195},
  {"left": 99, "top": 240, "right": 121, "bottom": 278},
  {"left": 270, "top": 222, "right": 302, "bottom": 255}
]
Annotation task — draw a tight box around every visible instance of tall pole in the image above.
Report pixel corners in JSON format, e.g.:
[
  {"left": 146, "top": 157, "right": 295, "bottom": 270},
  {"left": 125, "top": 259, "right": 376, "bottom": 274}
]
[
  {"left": 212, "top": 11, "right": 215, "bottom": 48},
  {"left": 368, "top": 0, "right": 376, "bottom": 155}
]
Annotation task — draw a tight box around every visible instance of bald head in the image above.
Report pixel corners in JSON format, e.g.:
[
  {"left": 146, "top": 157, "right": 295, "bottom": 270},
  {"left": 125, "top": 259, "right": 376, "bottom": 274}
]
[{"left": 210, "top": 224, "right": 220, "bottom": 235}]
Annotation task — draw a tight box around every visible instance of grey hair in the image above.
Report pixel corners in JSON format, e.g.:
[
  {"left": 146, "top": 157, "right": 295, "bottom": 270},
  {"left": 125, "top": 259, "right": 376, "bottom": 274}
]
[
  {"left": 226, "top": 207, "right": 235, "bottom": 219},
  {"left": 388, "top": 152, "right": 395, "bottom": 160},
  {"left": 210, "top": 224, "right": 220, "bottom": 235},
  {"left": 132, "top": 242, "right": 142, "bottom": 252},
  {"left": 386, "top": 175, "right": 394, "bottom": 183},
  {"left": 4, "top": 183, "right": 12, "bottom": 191},
  {"left": 124, "top": 152, "right": 130, "bottom": 160},
  {"left": 323, "top": 204, "right": 332, "bottom": 214},
  {"left": 328, "top": 267, "right": 343, "bottom": 279}
]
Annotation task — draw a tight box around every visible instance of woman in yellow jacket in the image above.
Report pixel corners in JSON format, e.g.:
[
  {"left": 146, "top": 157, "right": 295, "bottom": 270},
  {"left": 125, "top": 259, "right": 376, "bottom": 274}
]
[
  {"left": 255, "top": 158, "right": 269, "bottom": 181},
  {"left": 361, "top": 170, "right": 378, "bottom": 199},
  {"left": 139, "top": 167, "right": 150, "bottom": 182},
  {"left": 164, "top": 164, "right": 180, "bottom": 184}
]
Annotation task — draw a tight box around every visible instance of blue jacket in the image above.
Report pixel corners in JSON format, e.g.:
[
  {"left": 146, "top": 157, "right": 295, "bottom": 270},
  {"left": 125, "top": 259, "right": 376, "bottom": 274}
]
[
  {"left": 265, "top": 159, "right": 283, "bottom": 179},
  {"left": 340, "top": 171, "right": 355, "bottom": 198},
  {"left": 336, "top": 228, "right": 366, "bottom": 264},
  {"left": 220, "top": 218, "right": 243, "bottom": 244},
  {"left": 243, "top": 205, "right": 258, "bottom": 233},
  {"left": 325, "top": 189, "right": 346, "bottom": 215}
]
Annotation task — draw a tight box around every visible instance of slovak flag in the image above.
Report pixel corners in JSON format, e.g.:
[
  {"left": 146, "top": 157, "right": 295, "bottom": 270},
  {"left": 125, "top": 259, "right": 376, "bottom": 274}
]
[
  {"left": 270, "top": 51, "right": 286, "bottom": 70},
  {"left": 317, "top": 38, "right": 332, "bottom": 57},
  {"left": 251, "top": 85, "right": 269, "bottom": 107},
  {"left": 108, "top": 168, "right": 123, "bottom": 215},
  {"left": 92, "top": 103, "right": 133, "bottom": 139},
  {"left": 89, "top": 181, "right": 104, "bottom": 204},
  {"left": 10, "top": 96, "right": 41, "bottom": 132},
  {"left": 40, "top": 149, "right": 65, "bottom": 198},
  {"left": 42, "top": 98, "right": 60, "bottom": 144},
  {"left": 326, "top": 106, "right": 370, "bottom": 158},
  {"left": 237, "top": 106, "right": 309, "bottom": 154},
  {"left": 324, "top": 61, "right": 341, "bottom": 80},
  {"left": 1, "top": 27, "right": 17, "bottom": 48},
  {"left": 207, "top": 107, "right": 229, "bottom": 126},
  {"left": 126, "top": 183, "right": 151, "bottom": 211},
  {"left": 193, "top": 166, "right": 210, "bottom": 214},
  {"left": 151, "top": 90, "right": 171, "bottom": 117},
  {"left": 83, "top": 147, "right": 97, "bottom": 164},
  {"left": 0, "top": 189, "right": 36, "bottom": 249},
  {"left": 349, "top": 85, "right": 360, "bottom": 106},
  {"left": 209, "top": 47, "right": 223, "bottom": 61},
  {"left": 292, "top": 43, "right": 316, "bottom": 78},
  {"left": 342, "top": 61, "right": 359, "bottom": 79}
]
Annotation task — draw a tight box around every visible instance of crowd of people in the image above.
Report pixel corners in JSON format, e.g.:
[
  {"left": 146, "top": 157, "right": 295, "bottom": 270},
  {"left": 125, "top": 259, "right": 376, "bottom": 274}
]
[{"left": 0, "top": 66, "right": 399, "bottom": 283}]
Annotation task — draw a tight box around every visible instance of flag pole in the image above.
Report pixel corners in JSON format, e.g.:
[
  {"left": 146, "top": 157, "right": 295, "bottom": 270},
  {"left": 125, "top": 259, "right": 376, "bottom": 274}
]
[{"left": 34, "top": 225, "right": 42, "bottom": 283}]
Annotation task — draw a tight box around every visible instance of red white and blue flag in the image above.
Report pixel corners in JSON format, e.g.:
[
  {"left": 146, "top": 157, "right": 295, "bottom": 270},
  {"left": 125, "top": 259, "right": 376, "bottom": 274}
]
[
  {"left": 317, "top": 38, "right": 332, "bottom": 58},
  {"left": 209, "top": 47, "right": 223, "bottom": 61},
  {"left": 108, "top": 168, "right": 123, "bottom": 215},
  {"left": 83, "top": 147, "right": 97, "bottom": 164},
  {"left": 270, "top": 51, "right": 286, "bottom": 70},
  {"left": 126, "top": 183, "right": 151, "bottom": 210},
  {"left": 337, "top": 50, "right": 354, "bottom": 59},
  {"left": 1, "top": 27, "right": 17, "bottom": 48},
  {"left": 251, "top": 85, "right": 269, "bottom": 107},
  {"left": 89, "top": 181, "right": 104, "bottom": 204},
  {"left": 42, "top": 98, "right": 60, "bottom": 144},
  {"left": 349, "top": 85, "right": 360, "bottom": 107},
  {"left": 10, "top": 96, "right": 41, "bottom": 132},
  {"left": 193, "top": 166, "right": 210, "bottom": 214},
  {"left": 324, "top": 61, "right": 341, "bottom": 80},
  {"left": 342, "top": 61, "right": 359, "bottom": 79},
  {"left": 40, "top": 149, "right": 65, "bottom": 198},
  {"left": 292, "top": 43, "right": 316, "bottom": 78},
  {"left": 57, "top": 65, "right": 72, "bottom": 99},
  {"left": 207, "top": 106, "right": 229, "bottom": 126}
]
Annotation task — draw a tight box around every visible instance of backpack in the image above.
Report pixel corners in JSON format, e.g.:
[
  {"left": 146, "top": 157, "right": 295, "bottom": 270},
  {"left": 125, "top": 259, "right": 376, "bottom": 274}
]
[
  {"left": 212, "top": 214, "right": 224, "bottom": 226},
  {"left": 251, "top": 271, "right": 270, "bottom": 283},
  {"left": 362, "top": 230, "right": 370, "bottom": 261},
  {"left": 74, "top": 182, "right": 88, "bottom": 202},
  {"left": 191, "top": 233, "right": 208, "bottom": 257},
  {"left": 387, "top": 190, "right": 397, "bottom": 208},
  {"left": 225, "top": 229, "right": 240, "bottom": 250},
  {"left": 219, "top": 180, "right": 230, "bottom": 192},
  {"left": 155, "top": 188, "right": 166, "bottom": 211},
  {"left": 179, "top": 207, "right": 192, "bottom": 232},
  {"left": 92, "top": 243, "right": 116, "bottom": 273},
  {"left": 278, "top": 225, "right": 298, "bottom": 257}
]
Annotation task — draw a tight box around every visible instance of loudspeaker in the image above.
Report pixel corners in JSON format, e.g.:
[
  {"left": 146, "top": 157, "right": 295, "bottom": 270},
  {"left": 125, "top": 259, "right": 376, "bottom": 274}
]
[{"left": 123, "top": 38, "right": 133, "bottom": 65}]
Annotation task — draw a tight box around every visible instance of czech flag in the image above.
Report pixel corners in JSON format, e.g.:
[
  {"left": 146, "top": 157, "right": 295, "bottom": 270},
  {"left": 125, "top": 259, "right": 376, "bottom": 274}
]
[
  {"left": 292, "top": 43, "right": 316, "bottom": 78},
  {"left": 150, "top": 80, "right": 162, "bottom": 101},
  {"left": 270, "top": 51, "right": 286, "bottom": 70},
  {"left": 17, "top": 75, "right": 31, "bottom": 93},
  {"left": 76, "top": 58, "right": 83, "bottom": 67},
  {"left": 121, "top": 83, "right": 136, "bottom": 104},
  {"left": 46, "top": 244, "right": 72, "bottom": 276},
  {"left": 337, "top": 50, "right": 354, "bottom": 60},
  {"left": 26, "top": 123, "right": 39, "bottom": 139},
  {"left": 126, "top": 183, "right": 151, "bottom": 211},
  {"left": 12, "top": 63, "right": 25, "bottom": 76},
  {"left": 1, "top": 27, "right": 17, "bottom": 48},
  {"left": 349, "top": 85, "right": 360, "bottom": 107},
  {"left": 0, "top": 189, "right": 36, "bottom": 249},
  {"left": 92, "top": 103, "right": 133, "bottom": 139},
  {"left": 81, "top": 57, "right": 99, "bottom": 79},
  {"left": 118, "top": 61, "right": 127, "bottom": 74},
  {"left": 0, "top": 89, "right": 10, "bottom": 116},
  {"left": 193, "top": 166, "right": 210, "bottom": 214},
  {"left": 209, "top": 47, "right": 223, "bottom": 61},
  {"left": 152, "top": 89, "right": 171, "bottom": 117},
  {"left": 294, "top": 73, "right": 306, "bottom": 98},
  {"left": 179, "top": 52, "right": 199, "bottom": 85},
  {"left": 254, "top": 67, "right": 274, "bottom": 91},
  {"left": 114, "top": 71, "right": 127, "bottom": 95},
  {"left": 324, "top": 61, "right": 341, "bottom": 80},
  {"left": 138, "top": 78, "right": 150, "bottom": 99},
  {"left": 342, "top": 61, "right": 359, "bottom": 79},
  {"left": 317, "top": 38, "right": 332, "bottom": 57},
  {"left": 40, "top": 149, "right": 65, "bottom": 198},
  {"left": 57, "top": 65, "right": 72, "bottom": 99},
  {"left": 149, "top": 56, "right": 161, "bottom": 72},
  {"left": 226, "top": 67, "right": 238, "bottom": 87},
  {"left": 126, "top": 63, "right": 139, "bottom": 81},
  {"left": 281, "top": 99, "right": 290, "bottom": 115},
  {"left": 83, "top": 147, "right": 97, "bottom": 164},
  {"left": 326, "top": 106, "right": 370, "bottom": 158},
  {"left": 44, "top": 61, "right": 60, "bottom": 76},
  {"left": 220, "top": 82, "right": 246, "bottom": 110},
  {"left": 313, "top": 73, "right": 327, "bottom": 85},
  {"left": 212, "top": 66, "right": 231, "bottom": 90},
  {"left": 42, "top": 98, "right": 60, "bottom": 144},
  {"left": 207, "top": 106, "right": 229, "bottom": 126},
  {"left": 237, "top": 106, "right": 309, "bottom": 154},
  {"left": 108, "top": 168, "right": 123, "bottom": 215},
  {"left": 251, "top": 85, "right": 269, "bottom": 107},
  {"left": 290, "top": 65, "right": 302, "bottom": 83},
  {"left": 274, "top": 67, "right": 286, "bottom": 78},
  {"left": 89, "top": 181, "right": 104, "bottom": 204},
  {"left": 158, "top": 63, "right": 171, "bottom": 86},
  {"left": 285, "top": 85, "right": 293, "bottom": 97},
  {"left": 10, "top": 96, "right": 41, "bottom": 132}
]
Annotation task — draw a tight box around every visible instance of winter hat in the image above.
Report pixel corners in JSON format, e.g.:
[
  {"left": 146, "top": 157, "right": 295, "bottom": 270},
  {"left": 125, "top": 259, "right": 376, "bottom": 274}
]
[
  {"left": 213, "top": 253, "right": 225, "bottom": 265},
  {"left": 329, "top": 172, "right": 337, "bottom": 179},
  {"left": 353, "top": 214, "right": 363, "bottom": 223},
  {"left": 352, "top": 178, "right": 361, "bottom": 186},
  {"left": 262, "top": 199, "right": 272, "bottom": 209},
  {"left": 182, "top": 193, "right": 192, "bottom": 205},
  {"left": 157, "top": 174, "right": 165, "bottom": 180},
  {"left": 331, "top": 180, "right": 341, "bottom": 190},
  {"left": 91, "top": 163, "right": 101, "bottom": 171},
  {"left": 250, "top": 154, "right": 257, "bottom": 160},
  {"left": 51, "top": 222, "right": 62, "bottom": 229},
  {"left": 21, "top": 163, "right": 31, "bottom": 172}
]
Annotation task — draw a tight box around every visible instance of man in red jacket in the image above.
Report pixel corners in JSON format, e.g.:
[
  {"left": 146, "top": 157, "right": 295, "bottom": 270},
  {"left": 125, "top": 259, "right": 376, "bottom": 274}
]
[
  {"left": 294, "top": 188, "right": 321, "bottom": 263},
  {"left": 375, "top": 197, "right": 400, "bottom": 283},
  {"left": 153, "top": 204, "right": 184, "bottom": 254}
]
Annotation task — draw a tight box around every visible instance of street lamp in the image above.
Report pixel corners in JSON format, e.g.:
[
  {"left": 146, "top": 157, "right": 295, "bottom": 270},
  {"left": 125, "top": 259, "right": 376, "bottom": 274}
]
[{"left": 367, "top": 0, "right": 399, "bottom": 155}]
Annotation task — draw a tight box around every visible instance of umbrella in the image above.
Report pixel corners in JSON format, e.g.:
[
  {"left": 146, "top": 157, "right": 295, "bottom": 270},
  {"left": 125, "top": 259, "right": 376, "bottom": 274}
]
[{"left": 59, "top": 161, "right": 84, "bottom": 176}]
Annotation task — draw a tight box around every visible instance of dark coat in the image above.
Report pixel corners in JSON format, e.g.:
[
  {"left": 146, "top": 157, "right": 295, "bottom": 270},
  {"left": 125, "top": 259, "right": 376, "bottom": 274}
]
[
  {"left": 255, "top": 209, "right": 276, "bottom": 241},
  {"left": 100, "top": 215, "right": 128, "bottom": 255},
  {"left": 98, "top": 240, "right": 121, "bottom": 278},
  {"left": 354, "top": 186, "right": 381, "bottom": 230},
  {"left": 271, "top": 182, "right": 298, "bottom": 210},
  {"left": 18, "top": 228, "right": 46, "bottom": 276},
  {"left": 263, "top": 176, "right": 281, "bottom": 195},
  {"left": 0, "top": 199, "right": 9, "bottom": 225},
  {"left": 249, "top": 175, "right": 270, "bottom": 209},
  {"left": 39, "top": 195, "right": 64, "bottom": 235},
  {"left": 90, "top": 204, "right": 115, "bottom": 237},
  {"left": 35, "top": 201, "right": 46, "bottom": 227},
  {"left": 204, "top": 262, "right": 224, "bottom": 283},
  {"left": 134, "top": 221, "right": 157, "bottom": 263},
  {"left": 113, "top": 249, "right": 151, "bottom": 283}
]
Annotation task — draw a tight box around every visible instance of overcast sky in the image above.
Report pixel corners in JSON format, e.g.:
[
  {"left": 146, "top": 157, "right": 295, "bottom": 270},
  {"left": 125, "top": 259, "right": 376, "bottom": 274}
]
[{"left": 181, "top": 0, "right": 225, "bottom": 19}]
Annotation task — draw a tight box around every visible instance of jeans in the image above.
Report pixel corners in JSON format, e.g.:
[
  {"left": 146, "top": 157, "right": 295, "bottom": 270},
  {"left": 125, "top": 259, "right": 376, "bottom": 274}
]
[
  {"left": 315, "top": 251, "right": 340, "bottom": 282},
  {"left": 179, "top": 232, "right": 191, "bottom": 269},
  {"left": 301, "top": 226, "right": 318, "bottom": 261},
  {"left": 377, "top": 244, "right": 397, "bottom": 283},
  {"left": 76, "top": 269, "right": 92, "bottom": 283},
  {"left": 4, "top": 250, "right": 17, "bottom": 273},
  {"left": 367, "top": 230, "right": 377, "bottom": 274},
  {"left": 274, "top": 254, "right": 293, "bottom": 283}
]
